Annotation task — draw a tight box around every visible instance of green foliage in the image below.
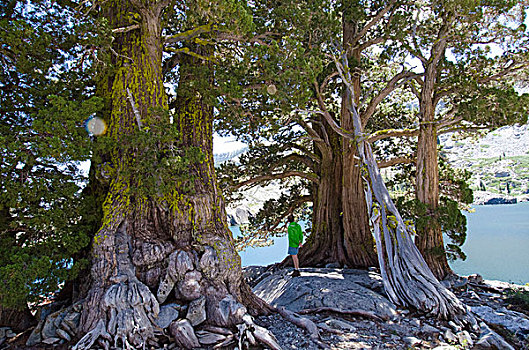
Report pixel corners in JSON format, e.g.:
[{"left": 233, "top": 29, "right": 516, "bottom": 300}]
[
  {"left": 504, "top": 287, "right": 529, "bottom": 313},
  {"left": 0, "top": 1, "right": 103, "bottom": 309},
  {"left": 93, "top": 115, "right": 206, "bottom": 198}
]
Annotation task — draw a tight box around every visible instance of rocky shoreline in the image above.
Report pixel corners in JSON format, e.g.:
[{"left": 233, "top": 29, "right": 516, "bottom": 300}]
[{"left": 472, "top": 191, "right": 529, "bottom": 206}]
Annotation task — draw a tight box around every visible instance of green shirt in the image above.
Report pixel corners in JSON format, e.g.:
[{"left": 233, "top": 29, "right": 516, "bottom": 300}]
[{"left": 287, "top": 222, "right": 303, "bottom": 248}]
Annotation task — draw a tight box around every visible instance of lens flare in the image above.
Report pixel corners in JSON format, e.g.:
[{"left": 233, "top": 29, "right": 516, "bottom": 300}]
[
  {"left": 267, "top": 84, "right": 277, "bottom": 95},
  {"left": 85, "top": 117, "right": 107, "bottom": 136}
]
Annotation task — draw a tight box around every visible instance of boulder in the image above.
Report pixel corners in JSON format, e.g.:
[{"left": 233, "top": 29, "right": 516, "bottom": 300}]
[
  {"left": 175, "top": 251, "right": 195, "bottom": 278},
  {"left": 56, "top": 328, "right": 71, "bottom": 342},
  {"left": 252, "top": 268, "right": 397, "bottom": 320},
  {"left": 324, "top": 318, "right": 356, "bottom": 332},
  {"left": 186, "top": 296, "right": 206, "bottom": 326},
  {"left": 199, "top": 246, "right": 219, "bottom": 278},
  {"left": 196, "top": 330, "right": 227, "bottom": 345},
  {"left": 178, "top": 271, "right": 202, "bottom": 300},
  {"left": 475, "top": 322, "right": 515, "bottom": 350},
  {"left": 209, "top": 294, "right": 248, "bottom": 327},
  {"left": 26, "top": 321, "right": 43, "bottom": 347},
  {"left": 456, "top": 330, "right": 473, "bottom": 348},
  {"left": 169, "top": 319, "right": 200, "bottom": 349},
  {"left": 471, "top": 305, "right": 529, "bottom": 336},
  {"left": 243, "top": 265, "right": 275, "bottom": 288},
  {"left": 155, "top": 303, "right": 181, "bottom": 329}
]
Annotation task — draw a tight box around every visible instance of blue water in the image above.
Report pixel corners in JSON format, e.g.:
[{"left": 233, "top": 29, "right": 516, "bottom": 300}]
[
  {"left": 233, "top": 202, "right": 529, "bottom": 284},
  {"left": 450, "top": 201, "right": 529, "bottom": 285}
]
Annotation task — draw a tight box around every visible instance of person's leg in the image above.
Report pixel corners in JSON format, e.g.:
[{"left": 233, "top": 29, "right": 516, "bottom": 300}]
[{"left": 291, "top": 254, "right": 299, "bottom": 270}]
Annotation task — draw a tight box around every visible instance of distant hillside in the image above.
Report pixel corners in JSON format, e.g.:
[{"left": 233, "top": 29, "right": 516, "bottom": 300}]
[
  {"left": 440, "top": 123, "right": 529, "bottom": 203},
  {"left": 213, "top": 135, "right": 248, "bottom": 166}
]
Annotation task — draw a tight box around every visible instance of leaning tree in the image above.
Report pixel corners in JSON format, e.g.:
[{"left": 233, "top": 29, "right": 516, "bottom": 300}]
[{"left": 319, "top": 52, "right": 479, "bottom": 325}]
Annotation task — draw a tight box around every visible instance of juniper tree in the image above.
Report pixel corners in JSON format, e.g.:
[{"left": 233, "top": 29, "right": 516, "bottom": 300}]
[
  {"left": 2, "top": 0, "right": 283, "bottom": 348},
  {"left": 395, "top": 0, "right": 529, "bottom": 279},
  {"left": 0, "top": 0, "right": 104, "bottom": 329},
  {"left": 218, "top": 0, "right": 417, "bottom": 268}
]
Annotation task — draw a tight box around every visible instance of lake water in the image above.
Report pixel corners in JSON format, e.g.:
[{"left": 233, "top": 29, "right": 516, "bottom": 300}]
[
  {"left": 449, "top": 201, "right": 529, "bottom": 285},
  {"left": 233, "top": 202, "right": 529, "bottom": 285}
]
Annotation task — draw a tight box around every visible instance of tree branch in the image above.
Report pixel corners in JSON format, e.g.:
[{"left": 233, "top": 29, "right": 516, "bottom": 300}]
[
  {"left": 361, "top": 71, "right": 421, "bottom": 126},
  {"left": 378, "top": 156, "right": 415, "bottom": 168},
  {"left": 320, "top": 72, "right": 339, "bottom": 93},
  {"left": 112, "top": 24, "right": 140, "bottom": 34},
  {"left": 267, "top": 195, "right": 312, "bottom": 232},
  {"left": 233, "top": 171, "right": 319, "bottom": 190},
  {"left": 164, "top": 23, "right": 216, "bottom": 44},
  {"left": 355, "top": 0, "right": 397, "bottom": 41},
  {"left": 358, "top": 37, "right": 385, "bottom": 52},
  {"left": 367, "top": 128, "right": 419, "bottom": 142},
  {"left": 438, "top": 125, "right": 490, "bottom": 135},
  {"left": 165, "top": 46, "right": 216, "bottom": 62}
]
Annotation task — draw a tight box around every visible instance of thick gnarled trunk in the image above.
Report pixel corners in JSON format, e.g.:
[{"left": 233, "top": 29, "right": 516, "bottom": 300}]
[
  {"left": 342, "top": 150, "right": 378, "bottom": 268},
  {"left": 342, "top": 82, "right": 377, "bottom": 268},
  {"left": 75, "top": 4, "right": 272, "bottom": 349},
  {"left": 297, "top": 123, "right": 348, "bottom": 267}
]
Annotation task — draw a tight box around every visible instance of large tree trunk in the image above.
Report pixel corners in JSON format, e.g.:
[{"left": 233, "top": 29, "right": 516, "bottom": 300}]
[
  {"left": 415, "top": 57, "right": 452, "bottom": 280},
  {"left": 415, "top": 123, "right": 452, "bottom": 280},
  {"left": 340, "top": 15, "right": 377, "bottom": 268},
  {"left": 342, "top": 141, "right": 378, "bottom": 268},
  {"left": 297, "top": 120, "right": 348, "bottom": 267},
  {"left": 74, "top": 4, "right": 272, "bottom": 349}
]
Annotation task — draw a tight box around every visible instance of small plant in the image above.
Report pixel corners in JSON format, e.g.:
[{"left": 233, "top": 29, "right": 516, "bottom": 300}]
[{"left": 504, "top": 286, "right": 529, "bottom": 313}]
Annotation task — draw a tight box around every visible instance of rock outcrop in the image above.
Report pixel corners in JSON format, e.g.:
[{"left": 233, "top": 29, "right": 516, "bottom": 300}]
[
  {"left": 253, "top": 268, "right": 397, "bottom": 320},
  {"left": 248, "top": 267, "right": 528, "bottom": 350}
]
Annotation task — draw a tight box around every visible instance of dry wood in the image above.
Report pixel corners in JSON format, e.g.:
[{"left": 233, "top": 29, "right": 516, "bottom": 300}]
[
  {"left": 298, "top": 307, "right": 384, "bottom": 322},
  {"left": 324, "top": 53, "right": 479, "bottom": 329},
  {"left": 277, "top": 307, "right": 330, "bottom": 349}
]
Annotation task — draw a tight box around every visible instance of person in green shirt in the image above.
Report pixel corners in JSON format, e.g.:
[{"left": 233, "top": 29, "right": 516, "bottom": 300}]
[{"left": 287, "top": 215, "right": 303, "bottom": 277}]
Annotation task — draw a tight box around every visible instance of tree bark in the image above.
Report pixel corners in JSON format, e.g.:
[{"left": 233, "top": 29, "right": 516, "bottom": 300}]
[
  {"left": 415, "top": 122, "right": 452, "bottom": 280},
  {"left": 415, "top": 36, "right": 452, "bottom": 280},
  {"left": 296, "top": 118, "right": 348, "bottom": 267},
  {"left": 340, "top": 15, "right": 377, "bottom": 268},
  {"left": 74, "top": 4, "right": 271, "bottom": 349}
]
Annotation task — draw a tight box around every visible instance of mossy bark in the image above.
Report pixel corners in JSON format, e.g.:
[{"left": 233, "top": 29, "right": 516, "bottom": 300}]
[{"left": 75, "top": 3, "right": 269, "bottom": 349}]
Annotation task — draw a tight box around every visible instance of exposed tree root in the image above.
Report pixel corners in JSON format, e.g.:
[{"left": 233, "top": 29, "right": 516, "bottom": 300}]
[
  {"left": 277, "top": 306, "right": 330, "bottom": 349},
  {"left": 298, "top": 306, "right": 384, "bottom": 322}
]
